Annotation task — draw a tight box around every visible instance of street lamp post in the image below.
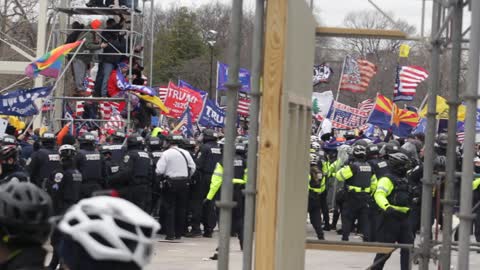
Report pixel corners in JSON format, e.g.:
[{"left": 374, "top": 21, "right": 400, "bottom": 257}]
[{"left": 205, "top": 30, "right": 218, "bottom": 100}]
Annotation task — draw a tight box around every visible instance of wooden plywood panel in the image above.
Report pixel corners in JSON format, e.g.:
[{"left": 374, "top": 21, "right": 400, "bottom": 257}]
[
  {"left": 254, "top": 0, "right": 287, "bottom": 269},
  {"left": 254, "top": 0, "right": 315, "bottom": 269}
]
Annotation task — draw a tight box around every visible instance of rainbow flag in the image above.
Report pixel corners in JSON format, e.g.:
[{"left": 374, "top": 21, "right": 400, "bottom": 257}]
[
  {"left": 25, "top": 40, "right": 83, "bottom": 79},
  {"left": 367, "top": 94, "right": 419, "bottom": 137}
]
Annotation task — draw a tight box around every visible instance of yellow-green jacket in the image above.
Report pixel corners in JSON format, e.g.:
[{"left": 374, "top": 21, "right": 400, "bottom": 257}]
[
  {"left": 336, "top": 163, "right": 377, "bottom": 194},
  {"left": 206, "top": 162, "right": 247, "bottom": 200},
  {"left": 309, "top": 166, "right": 326, "bottom": 194},
  {"left": 473, "top": 178, "right": 480, "bottom": 190},
  {"left": 374, "top": 177, "right": 410, "bottom": 213}
]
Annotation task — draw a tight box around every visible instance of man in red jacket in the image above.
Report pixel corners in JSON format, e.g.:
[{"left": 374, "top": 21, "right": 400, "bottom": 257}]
[{"left": 107, "top": 62, "right": 129, "bottom": 98}]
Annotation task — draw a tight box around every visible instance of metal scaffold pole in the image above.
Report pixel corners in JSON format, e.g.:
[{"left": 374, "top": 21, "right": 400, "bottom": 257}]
[
  {"left": 440, "top": 1, "right": 463, "bottom": 269},
  {"left": 149, "top": 0, "right": 155, "bottom": 87},
  {"left": 419, "top": 0, "right": 442, "bottom": 269},
  {"left": 217, "top": 0, "right": 243, "bottom": 269},
  {"left": 33, "top": 0, "right": 48, "bottom": 129},
  {"left": 457, "top": 1, "right": 480, "bottom": 269},
  {"left": 242, "top": 0, "right": 264, "bottom": 269}
]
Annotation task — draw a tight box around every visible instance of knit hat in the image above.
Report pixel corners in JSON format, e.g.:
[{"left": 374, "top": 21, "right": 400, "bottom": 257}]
[{"left": 90, "top": 19, "right": 102, "bottom": 29}]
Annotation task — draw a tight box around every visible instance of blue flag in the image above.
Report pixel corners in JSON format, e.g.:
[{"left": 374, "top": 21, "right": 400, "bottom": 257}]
[
  {"left": 175, "top": 106, "right": 194, "bottom": 138},
  {"left": 0, "top": 86, "right": 53, "bottom": 116},
  {"left": 216, "top": 62, "right": 251, "bottom": 92},
  {"left": 412, "top": 118, "right": 427, "bottom": 134},
  {"left": 198, "top": 99, "right": 226, "bottom": 127},
  {"left": 178, "top": 80, "right": 208, "bottom": 97}
]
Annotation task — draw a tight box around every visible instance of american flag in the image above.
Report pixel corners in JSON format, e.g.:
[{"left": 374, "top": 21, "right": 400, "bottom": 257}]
[
  {"left": 393, "top": 65, "right": 429, "bottom": 102},
  {"left": 357, "top": 98, "right": 375, "bottom": 113},
  {"left": 158, "top": 87, "right": 168, "bottom": 101},
  {"left": 238, "top": 97, "right": 250, "bottom": 116},
  {"left": 339, "top": 55, "right": 377, "bottom": 93},
  {"left": 103, "top": 114, "right": 125, "bottom": 130},
  {"left": 99, "top": 101, "right": 121, "bottom": 119},
  {"left": 457, "top": 132, "right": 464, "bottom": 143},
  {"left": 75, "top": 101, "right": 85, "bottom": 117},
  {"left": 84, "top": 76, "right": 95, "bottom": 95}
]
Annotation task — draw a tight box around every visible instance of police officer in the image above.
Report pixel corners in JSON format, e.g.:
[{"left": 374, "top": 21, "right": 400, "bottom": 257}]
[
  {"left": 147, "top": 136, "right": 164, "bottom": 217},
  {"left": 156, "top": 135, "right": 196, "bottom": 240},
  {"left": 308, "top": 152, "right": 325, "bottom": 240},
  {"left": 407, "top": 147, "right": 424, "bottom": 237},
  {"left": 108, "top": 130, "right": 126, "bottom": 163},
  {"left": 0, "top": 145, "right": 29, "bottom": 184},
  {"left": 372, "top": 152, "right": 414, "bottom": 270},
  {"left": 366, "top": 143, "right": 389, "bottom": 242},
  {"left": 112, "top": 134, "right": 152, "bottom": 211},
  {"left": 27, "top": 132, "right": 61, "bottom": 187},
  {"left": 367, "top": 144, "right": 390, "bottom": 179},
  {"left": 472, "top": 157, "right": 480, "bottom": 244},
  {"left": 316, "top": 147, "right": 331, "bottom": 231},
  {"left": 205, "top": 142, "right": 247, "bottom": 248},
  {"left": 336, "top": 140, "right": 376, "bottom": 241},
  {"left": 46, "top": 144, "right": 82, "bottom": 270},
  {"left": 195, "top": 129, "right": 222, "bottom": 237},
  {"left": 181, "top": 138, "right": 203, "bottom": 237},
  {"left": 99, "top": 145, "right": 120, "bottom": 187},
  {"left": 75, "top": 133, "right": 103, "bottom": 198}
]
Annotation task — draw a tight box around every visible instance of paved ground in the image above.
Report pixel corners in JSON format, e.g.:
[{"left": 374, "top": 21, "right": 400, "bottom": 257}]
[{"left": 146, "top": 228, "right": 480, "bottom": 270}]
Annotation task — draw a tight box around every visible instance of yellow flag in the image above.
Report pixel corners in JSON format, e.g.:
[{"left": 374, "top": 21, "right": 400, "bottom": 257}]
[
  {"left": 399, "top": 44, "right": 411, "bottom": 58},
  {"left": 419, "top": 96, "right": 466, "bottom": 121},
  {"left": 134, "top": 93, "right": 170, "bottom": 113}
]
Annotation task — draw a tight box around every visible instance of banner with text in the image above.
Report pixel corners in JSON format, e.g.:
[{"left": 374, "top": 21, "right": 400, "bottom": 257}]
[
  {"left": 325, "top": 101, "right": 369, "bottom": 129},
  {"left": 162, "top": 82, "right": 205, "bottom": 120},
  {"left": 198, "top": 99, "right": 226, "bottom": 127},
  {"left": 0, "top": 86, "right": 53, "bottom": 116}
]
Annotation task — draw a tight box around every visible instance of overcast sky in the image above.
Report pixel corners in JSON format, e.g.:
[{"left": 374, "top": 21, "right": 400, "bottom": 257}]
[{"left": 155, "top": 0, "right": 472, "bottom": 36}]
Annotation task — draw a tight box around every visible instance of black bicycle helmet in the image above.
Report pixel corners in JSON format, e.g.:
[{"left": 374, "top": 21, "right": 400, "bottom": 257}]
[
  {"left": 40, "top": 132, "right": 56, "bottom": 143},
  {"left": 366, "top": 144, "right": 380, "bottom": 157},
  {"left": 380, "top": 143, "right": 400, "bottom": 156},
  {"left": 0, "top": 181, "right": 53, "bottom": 245},
  {"left": 147, "top": 136, "right": 161, "bottom": 150},
  {"left": 78, "top": 133, "right": 96, "bottom": 144},
  {"left": 352, "top": 140, "right": 368, "bottom": 159},
  {"left": 386, "top": 152, "right": 412, "bottom": 176},
  {"left": 99, "top": 145, "right": 113, "bottom": 155},
  {"left": 127, "top": 134, "right": 145, "bottom": 147},
  {"left": 166, "top": 134, "right": 184, "bottom": 145}
]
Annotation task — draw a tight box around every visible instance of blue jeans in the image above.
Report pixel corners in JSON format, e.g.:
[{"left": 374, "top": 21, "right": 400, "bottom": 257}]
[{"left": 100, "top": 63, "right": 115, "bottom": 97}]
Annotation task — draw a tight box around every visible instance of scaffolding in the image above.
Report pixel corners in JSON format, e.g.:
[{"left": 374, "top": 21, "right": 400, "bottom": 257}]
[{"left": 42, "top": 0, "right": 155, "bottom": 134}]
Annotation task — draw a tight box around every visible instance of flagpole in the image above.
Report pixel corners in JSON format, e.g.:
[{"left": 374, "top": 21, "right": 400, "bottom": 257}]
[
  {"left": 22, "top": 39, "right": 86, "bottom": 134},
  {"left": 0, "top": 77, "right": 30, "bottom": 94},
  {"left": 215, "top": 61, "right": 219, "bottom": 105},
  {"left": 419, "top": 93, "right": 429, "bottom": 113},
  {"left": 330, "top": 55, "right": 347, "bottom": 122}
]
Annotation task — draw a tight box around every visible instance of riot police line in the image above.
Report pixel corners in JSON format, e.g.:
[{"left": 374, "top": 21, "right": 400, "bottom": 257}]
[
  {"left": 308, "top": 130, "right": 480, "bottom": 270},
  {"left": 0, "top": 127, "right": 248, "bottom": 269}
]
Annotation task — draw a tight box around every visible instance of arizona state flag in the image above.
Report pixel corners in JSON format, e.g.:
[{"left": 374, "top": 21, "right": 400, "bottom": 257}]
[{"left": 367, "top": 94, "right": 419, "bottom": 137}]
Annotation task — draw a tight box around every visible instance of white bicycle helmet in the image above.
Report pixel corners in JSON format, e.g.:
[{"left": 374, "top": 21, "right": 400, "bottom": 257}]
[{"left": 58, "top": 196, "right": 160, "bottom": 268}]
